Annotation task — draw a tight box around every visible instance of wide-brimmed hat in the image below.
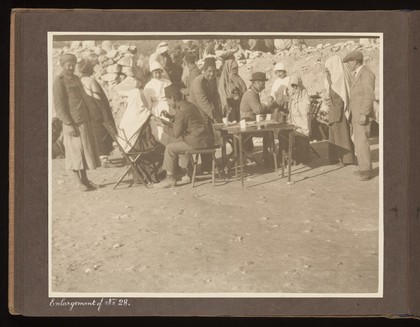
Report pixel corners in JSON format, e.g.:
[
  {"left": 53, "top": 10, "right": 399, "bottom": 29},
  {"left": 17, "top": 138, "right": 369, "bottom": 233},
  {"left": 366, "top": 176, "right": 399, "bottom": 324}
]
[
  {"left": 156, "top": 41, "right": 169, "bottom": 55},
  {"left": 274, "top": 62, "right": 286, "bottom": 72},
  {"left": 250, "top": 72, "right": 268, "bottom": 81},
  {"left": 149, "top": 61, "right": 164, "bottom": 73},
  {"left": 343, "top": 50, "right": 364, "bottom": 63}
]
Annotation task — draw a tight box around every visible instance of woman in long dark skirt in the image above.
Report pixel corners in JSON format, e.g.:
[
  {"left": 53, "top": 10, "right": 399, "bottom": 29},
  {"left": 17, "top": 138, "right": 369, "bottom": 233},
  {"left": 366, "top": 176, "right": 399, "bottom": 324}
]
[{"left": 324, "top": 55, "right": 355, "bottom": 166}]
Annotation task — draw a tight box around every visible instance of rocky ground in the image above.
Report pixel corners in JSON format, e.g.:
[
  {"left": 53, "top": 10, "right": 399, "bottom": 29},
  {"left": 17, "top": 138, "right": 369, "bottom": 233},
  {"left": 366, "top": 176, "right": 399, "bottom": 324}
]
[
  {"left": 51, "top": 137, "right": 380, "bottom": 295},
  {"left": 50, "top": 37, "right": 381, "bottom": 295}
]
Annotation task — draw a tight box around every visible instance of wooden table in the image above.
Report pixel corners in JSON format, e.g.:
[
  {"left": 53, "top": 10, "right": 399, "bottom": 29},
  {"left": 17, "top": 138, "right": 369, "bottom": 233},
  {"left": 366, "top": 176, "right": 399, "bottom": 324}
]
[{"left": 214, "top": 121, "right": 295, "bottom": 187}]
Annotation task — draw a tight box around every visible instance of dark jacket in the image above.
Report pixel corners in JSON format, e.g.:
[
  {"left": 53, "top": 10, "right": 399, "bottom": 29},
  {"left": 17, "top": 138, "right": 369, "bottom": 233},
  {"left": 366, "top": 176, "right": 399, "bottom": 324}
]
[
  {"left": 53, "top": 73, "right": 89, "bottom": 125},
  {"left": 164, "top": 100, "right": 213, "bottom": 149},
  {"left": 240, "top": 86, "right": 270, "bottom": 121},
  {"left": 189, "top": 74, "right": 223, "bottom": 123}
]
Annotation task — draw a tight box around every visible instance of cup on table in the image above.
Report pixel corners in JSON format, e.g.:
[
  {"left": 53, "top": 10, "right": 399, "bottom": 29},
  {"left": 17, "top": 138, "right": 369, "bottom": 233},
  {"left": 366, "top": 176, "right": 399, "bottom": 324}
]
[
  {"left": 222, "top": 117, "right": 228, "bottom": 125},
  {"left": 266, "top": 113, "right": 272, "bottom": 121},
  {"left": 256, "top": 114, "right": 262, "bottom": 123},
  {"left": 240, "top": 119, "right": 246, "bottom": 130}
]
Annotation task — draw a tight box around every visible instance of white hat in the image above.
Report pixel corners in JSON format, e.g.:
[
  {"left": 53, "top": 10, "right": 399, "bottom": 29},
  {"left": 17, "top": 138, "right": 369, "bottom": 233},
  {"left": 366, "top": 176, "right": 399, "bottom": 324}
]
[
  {"left": 183, "top": 40, "right": 192, "bottom": 44},
  {"left": 149, "top": 61, "right": 163, "bottom": 72},
  {"left": 274, "top": 62, "right": 286, "bottom": 72},
  {"left": 156, "top": 41, "right": 169, "bottom": 55}
]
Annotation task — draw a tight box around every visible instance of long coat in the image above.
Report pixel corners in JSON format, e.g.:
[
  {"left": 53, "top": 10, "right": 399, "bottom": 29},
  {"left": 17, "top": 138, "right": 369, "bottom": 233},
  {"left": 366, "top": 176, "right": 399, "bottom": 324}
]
[
  {"left": 189, "top": 74, "right": 223, "bottom": 123},
  {"left": 348, "top": 66, "right": 376, "bottom": 121}
]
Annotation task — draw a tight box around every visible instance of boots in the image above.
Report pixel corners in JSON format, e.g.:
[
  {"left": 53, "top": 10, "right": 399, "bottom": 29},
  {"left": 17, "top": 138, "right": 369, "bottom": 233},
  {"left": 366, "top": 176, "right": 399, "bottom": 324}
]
[
  {"left": 153, "top": 173, "right": 177, "bottom": 189},
  {"left": 72, "top": 170, "right": 90, "bottom": 191},
  {"left": 79, "top": 170, "right": 102, "bottom": 190}
]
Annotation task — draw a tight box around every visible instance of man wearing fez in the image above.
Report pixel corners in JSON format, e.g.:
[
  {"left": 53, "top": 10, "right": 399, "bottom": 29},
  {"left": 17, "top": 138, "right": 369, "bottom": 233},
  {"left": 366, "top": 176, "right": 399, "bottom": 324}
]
[
  {"left": 343, "top": 50, "right": 376, "bottom": 181},
  {"left": 152, "top": 84, "right": 214, "bottom": 188},
  {"left": 189, "top": 56, "right": 223, "bottom": 172}
]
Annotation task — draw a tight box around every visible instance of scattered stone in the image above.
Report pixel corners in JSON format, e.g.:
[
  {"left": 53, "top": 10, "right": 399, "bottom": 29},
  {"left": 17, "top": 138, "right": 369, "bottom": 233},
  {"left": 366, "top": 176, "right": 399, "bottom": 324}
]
[
  {"left": 85, "top": 268, "right": 92, "bottom": 274},
  {"left": 233, "top": 235, "right": 244, "bottom": 242},
  {"left": 112, "top": 243, "right": 123, "bottom": 248}
]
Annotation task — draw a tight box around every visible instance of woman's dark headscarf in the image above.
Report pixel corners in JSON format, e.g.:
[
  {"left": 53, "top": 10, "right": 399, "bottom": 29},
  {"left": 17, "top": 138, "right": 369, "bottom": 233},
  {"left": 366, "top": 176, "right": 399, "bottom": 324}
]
[{"left": 77, "top": 58, "right": 94, "bottom": 76}]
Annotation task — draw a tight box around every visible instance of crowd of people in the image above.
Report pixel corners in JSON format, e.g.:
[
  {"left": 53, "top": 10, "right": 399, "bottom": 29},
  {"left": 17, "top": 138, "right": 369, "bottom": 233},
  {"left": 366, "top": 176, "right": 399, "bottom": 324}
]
[{"left": 52, "top": 39, "right": 377, "bottom": 191}]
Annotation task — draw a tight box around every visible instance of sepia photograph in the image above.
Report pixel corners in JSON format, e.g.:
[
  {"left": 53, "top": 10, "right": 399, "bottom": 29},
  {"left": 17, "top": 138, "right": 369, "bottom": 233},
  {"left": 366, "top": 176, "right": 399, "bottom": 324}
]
[{"left": 48, "top": 32, "right": 382, "bottom": 297}]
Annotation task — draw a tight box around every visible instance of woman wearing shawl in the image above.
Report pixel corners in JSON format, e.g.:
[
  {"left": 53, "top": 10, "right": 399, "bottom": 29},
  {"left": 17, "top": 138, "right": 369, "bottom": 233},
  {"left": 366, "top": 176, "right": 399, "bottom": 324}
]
[
  {"left": 286, "top": 75, "right": 311, "bottom": 164},
  {"left": 218, "top": 59, "right": 247, "bottom": 122},
  {"left": 53, "top": 54, "right": 101, "bottom": 191},
  {"left": 118, "top": 88, "right": 164, "bottom": 184},
  {"left": 143, "top": 61, "right": 174, "bottom": 145},
  {"left": 77, "top": 58, "right": 115, "bottom": 159},
  {"left": 324, "top": 56, "right": 355, "bottom": 166}
]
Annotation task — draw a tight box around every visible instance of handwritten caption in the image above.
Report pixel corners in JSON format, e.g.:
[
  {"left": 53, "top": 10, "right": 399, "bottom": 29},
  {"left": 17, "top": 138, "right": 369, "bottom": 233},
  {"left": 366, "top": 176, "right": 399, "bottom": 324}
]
[{"left": 49, "top": 298, "right": 130, "bottom": 312}]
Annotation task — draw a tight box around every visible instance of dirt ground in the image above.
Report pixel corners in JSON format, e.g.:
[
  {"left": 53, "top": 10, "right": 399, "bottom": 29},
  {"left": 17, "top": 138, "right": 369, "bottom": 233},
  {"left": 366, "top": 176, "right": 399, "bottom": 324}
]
[{"left": 51, "top": 136, "right": 380, "bottom": 295}]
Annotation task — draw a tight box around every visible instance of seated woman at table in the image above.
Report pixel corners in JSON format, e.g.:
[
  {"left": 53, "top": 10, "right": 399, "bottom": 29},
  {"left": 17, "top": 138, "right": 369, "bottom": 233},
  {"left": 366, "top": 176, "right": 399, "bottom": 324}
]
[{"left": 281, "top": 75, "right": 311, "bottom": 164}]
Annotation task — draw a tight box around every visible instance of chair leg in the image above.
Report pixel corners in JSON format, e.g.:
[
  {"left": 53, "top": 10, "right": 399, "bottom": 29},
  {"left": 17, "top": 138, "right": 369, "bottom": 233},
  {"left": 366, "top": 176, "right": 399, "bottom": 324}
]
[
  {"left": 191, "top": 154, "right": 198, "bottom": 188},
  {"left": 273, "top": 152, "right": 278, "bottom": 172},
  {"left": 114, "top": 166, "right": 132, "bottom": 190},
  {"left": 212, "top": 154, "right": 215, "bottom": 186},
  {"left": 281, "top": 150, "right": 285, "bottom": 178}
]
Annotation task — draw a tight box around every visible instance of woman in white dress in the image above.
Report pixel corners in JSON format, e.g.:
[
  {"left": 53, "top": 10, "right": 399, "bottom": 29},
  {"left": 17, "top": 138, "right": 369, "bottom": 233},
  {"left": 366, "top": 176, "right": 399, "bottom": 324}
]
[{"left": 143, "top": 61, "right": 173, "bottom": 145}]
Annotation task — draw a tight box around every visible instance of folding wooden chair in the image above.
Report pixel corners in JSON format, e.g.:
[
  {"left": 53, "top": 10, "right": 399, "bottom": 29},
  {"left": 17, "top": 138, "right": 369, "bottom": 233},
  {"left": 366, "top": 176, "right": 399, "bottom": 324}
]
[{"left": 103, "top": 121, "right": 153, "bottom": 189}]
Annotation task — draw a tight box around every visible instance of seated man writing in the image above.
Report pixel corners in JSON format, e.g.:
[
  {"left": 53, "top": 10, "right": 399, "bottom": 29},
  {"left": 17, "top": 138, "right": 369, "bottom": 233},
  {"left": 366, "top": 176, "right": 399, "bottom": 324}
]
[{"left": 152, "top": 84, "right": 214, "bottom": 188}]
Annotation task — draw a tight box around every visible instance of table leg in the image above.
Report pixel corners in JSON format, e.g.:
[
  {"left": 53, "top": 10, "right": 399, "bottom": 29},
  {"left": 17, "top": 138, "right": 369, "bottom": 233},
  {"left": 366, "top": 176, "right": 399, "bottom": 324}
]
[
  {"left": 262, "top": 133, "right": 269, "bottom": 167},
  {"left": 221, "top": 135, "right": 227, "bottom": 171},
  {"left": 239, "top": 133, "right": 244, "bottom": 187},
  {"left": 272, "top": 131, "right": 278, "bottom": 172},
  {"left": 288, "top": 130, "right": 294, "bottom": 182},
  {"left": 234, "top": 135, "right": 238, "bottom": 180}
]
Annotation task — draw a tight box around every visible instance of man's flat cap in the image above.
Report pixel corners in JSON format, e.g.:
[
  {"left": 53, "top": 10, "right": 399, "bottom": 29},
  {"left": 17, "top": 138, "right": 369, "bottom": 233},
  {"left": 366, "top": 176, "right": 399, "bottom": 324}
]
[{"left": 343, "top": 50, "right": 364, "bottom": 63}]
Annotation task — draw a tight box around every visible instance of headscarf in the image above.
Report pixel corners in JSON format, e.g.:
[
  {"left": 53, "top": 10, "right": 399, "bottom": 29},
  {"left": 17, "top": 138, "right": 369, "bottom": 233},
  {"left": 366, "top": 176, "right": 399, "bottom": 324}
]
[
  {"left": 289, "top": 75, "right": 306, "bottom": 100},
  {"left": 77, "top": 58, "right": 94, "bottom": 76},
  {"left": 218, "top": 59, "right": 247, "bottom": 108},
  {"left": 324, "top": 55, "right": 351, "bottom": 119},
  {"left": 59, "top": 53, "right": 77, "bottom": 67}
]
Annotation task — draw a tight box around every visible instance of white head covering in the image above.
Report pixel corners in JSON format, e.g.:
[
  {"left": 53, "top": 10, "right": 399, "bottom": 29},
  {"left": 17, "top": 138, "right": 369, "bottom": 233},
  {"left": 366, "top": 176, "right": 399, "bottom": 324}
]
[
  {"left": 324, "top": 55, "right": 352, "bottom": 119},
  {"left": 156, "top": 41, "right": 169, "bottom": 55},
  {"left": 274, "top": 62, "right": 286, "bottom": 72},
  {"left": 149, "top": 61, "right": 163, "bottom": 73}
]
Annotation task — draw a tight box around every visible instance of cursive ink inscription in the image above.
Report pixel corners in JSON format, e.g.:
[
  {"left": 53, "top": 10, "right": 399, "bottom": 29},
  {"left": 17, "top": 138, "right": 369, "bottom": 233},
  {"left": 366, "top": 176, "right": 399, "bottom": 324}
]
[{"left": 49, "top": 298, "right": 130, "bottom": 312}]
